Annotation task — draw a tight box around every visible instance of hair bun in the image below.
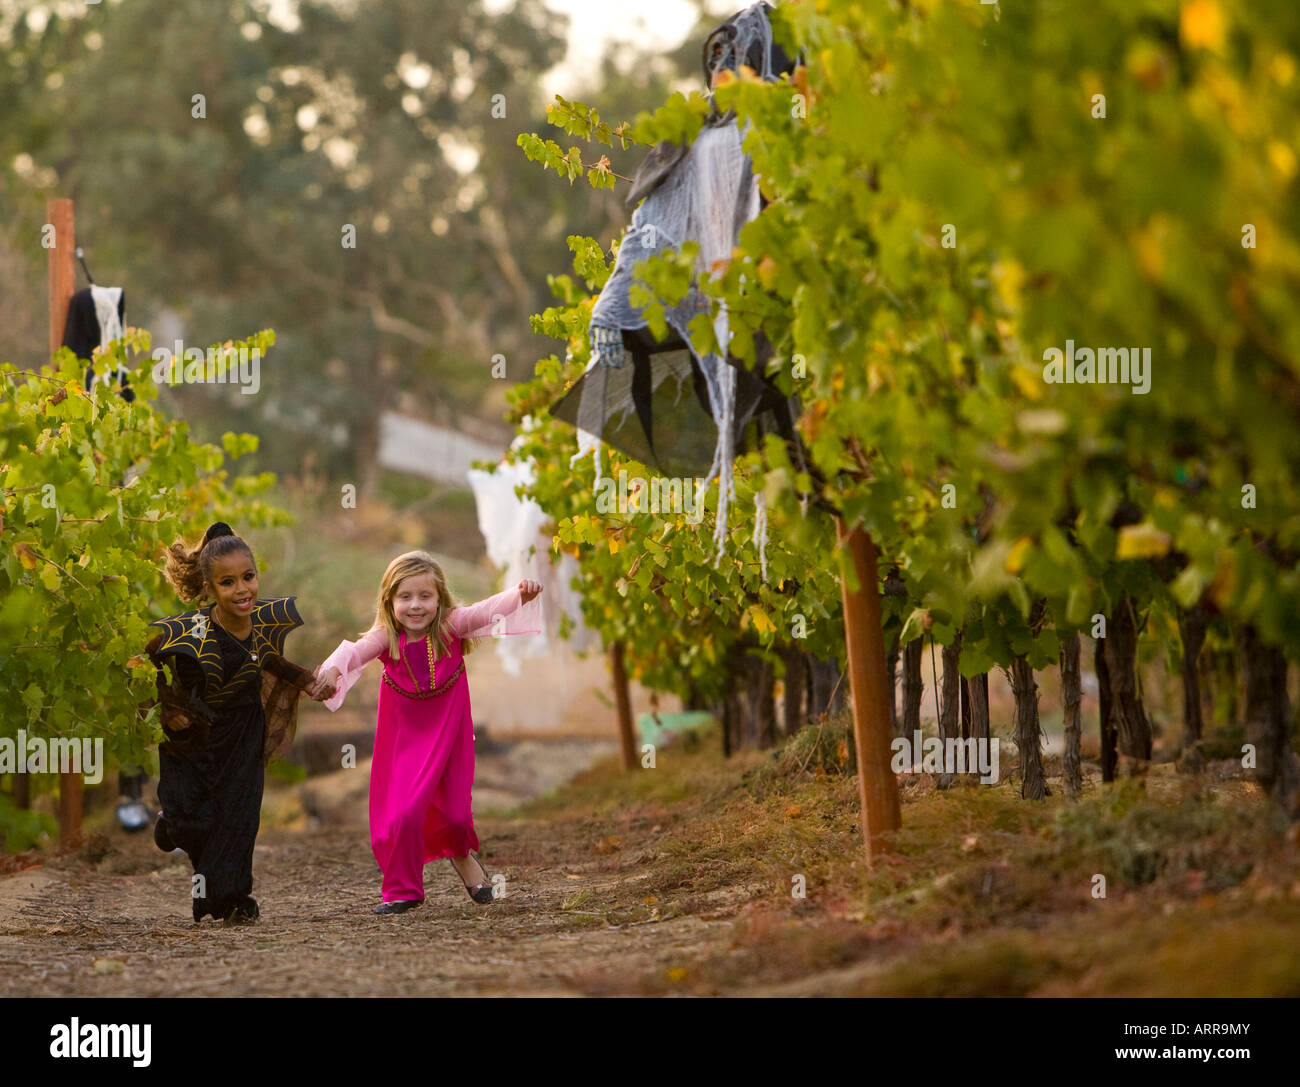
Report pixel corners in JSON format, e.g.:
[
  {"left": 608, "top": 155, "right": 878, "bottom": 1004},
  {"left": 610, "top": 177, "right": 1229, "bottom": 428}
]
[{"left": 202, "top": 522, "right": 236, "bottom": 545}]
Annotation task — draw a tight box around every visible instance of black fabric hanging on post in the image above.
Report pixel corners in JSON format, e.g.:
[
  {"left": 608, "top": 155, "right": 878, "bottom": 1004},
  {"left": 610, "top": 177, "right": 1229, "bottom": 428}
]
[{"left": 63, "top": 284, "right": 133, "bottom": 402}]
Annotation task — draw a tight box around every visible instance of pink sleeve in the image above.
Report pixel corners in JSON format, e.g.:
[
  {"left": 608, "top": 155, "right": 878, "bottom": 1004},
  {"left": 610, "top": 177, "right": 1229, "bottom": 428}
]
[
  {"left": 319, "top": 627, "right": 387, "bottom": 712},
  {"left": 447, "top": 586, "right": 543, "bottom": 640}
]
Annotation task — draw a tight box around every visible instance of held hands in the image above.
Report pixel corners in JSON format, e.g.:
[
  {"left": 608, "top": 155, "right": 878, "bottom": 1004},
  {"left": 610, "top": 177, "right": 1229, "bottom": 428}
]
[
  {"left": 517, "top": 579, "right": 543, "bottom": 604},
  {"left": 309, "top": 666, "right": 341, "bottom": 702}
]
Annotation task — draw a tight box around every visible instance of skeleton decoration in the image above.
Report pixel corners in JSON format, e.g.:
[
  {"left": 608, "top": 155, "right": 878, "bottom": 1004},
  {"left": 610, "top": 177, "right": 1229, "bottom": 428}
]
[{"left": 549, "top": 2, "right": 800, "bottom": 575}]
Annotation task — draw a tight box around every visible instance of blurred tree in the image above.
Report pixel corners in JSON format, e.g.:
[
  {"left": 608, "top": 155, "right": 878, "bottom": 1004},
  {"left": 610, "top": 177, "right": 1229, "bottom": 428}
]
[{"left": 0, "top": 0, "right": 706, "bottom": 488}]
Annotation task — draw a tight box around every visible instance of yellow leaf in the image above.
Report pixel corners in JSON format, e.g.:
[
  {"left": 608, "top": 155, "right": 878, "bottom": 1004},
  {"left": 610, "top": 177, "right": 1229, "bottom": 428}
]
[
  {"left": 1005, "top": 536, "right": 1033, "bottom": 575},
  {"left": 1180, "top": 0, "right": 1226, "bottom": 54},
  {"left": 15, "top": 542, "right": 38, "bottom": 571},
  {"left": 947, "top": 340, "right": 965, "bottom": 380},
  {"left": 991, "top": 259, "right": 1024, "bottom": 312},
  {"left": 1268, "top": 140, "right": 1297, "bottom": 181},
  {"left": 40, "top": 563, "right": 61, "bottom": 591},
  {"left": 609, "top": 535, "right": 622, "bottom": 555},
  {"left": 1134, "top": 217, "right": 1170, "bottom": 281},
  {"left": 756, "top": 255, "right": 779, "bottom": 290},
  {"left": 1116, "top": 523, "right": 1172, "bottom": 560},
  {"left": 1009, "top": 364, "right": 1043, "bottom": 401},
  {"left": 748, "top": 606, "right": 775, "bottom": 634},
  {"left": 666, "top": 967, "right": 688, "bottom": 983}
]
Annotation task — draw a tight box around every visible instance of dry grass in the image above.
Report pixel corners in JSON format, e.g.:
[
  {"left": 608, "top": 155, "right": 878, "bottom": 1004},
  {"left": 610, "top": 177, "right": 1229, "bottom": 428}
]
[{"left": 517, "top": 712, "right": 1300, "bottom": 995}]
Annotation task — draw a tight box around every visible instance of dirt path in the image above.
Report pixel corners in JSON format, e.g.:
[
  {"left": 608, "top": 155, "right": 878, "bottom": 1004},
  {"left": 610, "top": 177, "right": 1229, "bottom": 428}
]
[
  {"left": 0, "top": 742, "right": 750, "bottom": 998},
  {"left": 10, "top": 730, "right": 1296, "bottom": 998},
  {"left": 0, "top": 826, "right": 736, "bottom": 997}
]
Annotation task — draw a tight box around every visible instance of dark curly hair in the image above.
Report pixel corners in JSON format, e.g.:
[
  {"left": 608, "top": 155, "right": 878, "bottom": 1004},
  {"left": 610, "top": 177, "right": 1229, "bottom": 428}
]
[{"left": 163, "top": 522, "right": 255, "bottom": 604}]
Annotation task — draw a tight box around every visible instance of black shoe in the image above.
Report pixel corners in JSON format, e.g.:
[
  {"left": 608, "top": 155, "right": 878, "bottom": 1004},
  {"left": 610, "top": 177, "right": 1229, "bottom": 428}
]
[
  {"left": 153, "top": 815, "right": 176, "bottom": 853},
  {"left": 374, "top": 899, "right": 422, "bottom": 915},
  {"left": 453, "top": 853, "right": 495, "bottom": 904},
  {"left": 221, "top": 897, "right": 259, "bottom": 926}
]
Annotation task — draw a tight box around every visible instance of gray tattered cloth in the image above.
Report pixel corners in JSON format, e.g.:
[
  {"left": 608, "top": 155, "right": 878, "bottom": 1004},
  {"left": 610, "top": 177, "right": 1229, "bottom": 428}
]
[{"left": 550, "top": 2, "right": 794, "bottom": 574}]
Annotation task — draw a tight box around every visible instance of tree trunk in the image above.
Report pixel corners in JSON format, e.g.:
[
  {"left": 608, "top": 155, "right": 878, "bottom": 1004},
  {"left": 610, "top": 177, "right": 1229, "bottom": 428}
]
[
  {"left": 748, "top": 651, "right": 777, "bottom": 750},
  {"left": 966, "top": 672, "right": 990, "bottom": 746},
  {"left": 1061, "top": 633, "right": 1083, "bottom": 798},
  {"left": 610, "top": 640, "right": 638, "bottom": 771},
  {"left": 902, "top": 638, "right": 923, "bottom": 737},
  {"left": 938, "top": 635, "right": 962, "bottom": 789},
  {"left": 781, "top": 646, "right": 808, "bottom": 738},
  {"left": 826, "top": 662, "right": 847, "bottom": 717},
  {"left": 1178, "top": 605, "right": 1208, "bottom": 747},
  {"left": 1240, "top": 625, "right": 1300, "bottom": 818},
  {"left": 1102, "top": 595, "right": 1152, "bottom": 767},
  {"left": 807, "top": 655, "right": 835, "bottom": 720},
  {"left": 835, "top": 517, "right": 903, "bottom": 859},
  {"left": 1009, "top": 657, "right": 1046, "bottom": 799},
  {"left": 808, "top": 654, "right": 847, "bottom": 719},
  {"left": 12, "top": 772, "right": 30, "bottom": 811},
  {"left": 1223, "top": 631, "right": 1247, "bottom": 729},
  {"left": 887, "top": 644, "right": 900, "bottom": 737},
  {"left": 718, "top": 642, "right": 747, "bottom": 757},
  {"left": 1197, "top": 640, "right": 1217, "bottom": 729},
  {"left": 1096, "top": 637, "right": 1117, "bottom": 782}
]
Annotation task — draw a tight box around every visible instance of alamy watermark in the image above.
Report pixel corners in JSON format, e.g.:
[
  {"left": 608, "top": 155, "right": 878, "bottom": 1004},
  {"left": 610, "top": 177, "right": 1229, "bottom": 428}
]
[
  {"left": 49, "top": 1018, "right": 151, "bottom": 1068},
  {"left": 151, "top": 341, "right": 261, "bottom": 395},
  {"left": 595, "top": 469, "right": 706, "bottom": 523},
  {"left": 0, "top": 730, "right": 103, "bottom": 784},
  {"left": 1042, "top": 340, "right": 1151, "bottom": 395},
  {"left": 890, "top": 730, "right": 1000, "bottom": 784}
]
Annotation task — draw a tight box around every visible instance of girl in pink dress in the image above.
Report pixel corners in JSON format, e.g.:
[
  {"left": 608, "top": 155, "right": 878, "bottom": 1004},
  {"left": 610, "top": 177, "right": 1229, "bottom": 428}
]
[{"left": 314, "top": 551, "right": 542, "bottom": 914}]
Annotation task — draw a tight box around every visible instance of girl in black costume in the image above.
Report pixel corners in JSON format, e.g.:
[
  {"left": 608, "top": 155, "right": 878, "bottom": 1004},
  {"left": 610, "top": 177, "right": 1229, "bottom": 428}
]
[{"left": 147, "top": 523, "right": 329, "bottom": 924}]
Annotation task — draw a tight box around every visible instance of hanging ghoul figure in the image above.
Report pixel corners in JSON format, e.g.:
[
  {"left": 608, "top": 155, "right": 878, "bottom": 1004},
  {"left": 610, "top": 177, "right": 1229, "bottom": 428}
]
[{"left": 549, "top": 2, "right": 805, "bottom": 574}]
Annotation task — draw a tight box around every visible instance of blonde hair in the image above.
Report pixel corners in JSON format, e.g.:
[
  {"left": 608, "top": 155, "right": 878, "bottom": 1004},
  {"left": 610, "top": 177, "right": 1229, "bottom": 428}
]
[
  {"left": 366, "top": 550, "right": 479, "bottom": 661},
  {"left": 163, "top": 523, "right": 254, "bottom": 604}
]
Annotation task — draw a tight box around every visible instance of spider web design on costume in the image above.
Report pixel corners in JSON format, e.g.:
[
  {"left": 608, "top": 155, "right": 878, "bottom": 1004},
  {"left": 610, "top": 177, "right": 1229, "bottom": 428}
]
[{"left": 149, "top": 598, "right": 303, "bottom": 707}]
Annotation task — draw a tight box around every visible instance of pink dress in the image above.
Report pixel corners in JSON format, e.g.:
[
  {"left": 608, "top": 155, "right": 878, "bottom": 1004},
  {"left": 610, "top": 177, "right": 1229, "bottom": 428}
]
[{"left": 320, "top": 586, "right": 542, "bottom": 902}]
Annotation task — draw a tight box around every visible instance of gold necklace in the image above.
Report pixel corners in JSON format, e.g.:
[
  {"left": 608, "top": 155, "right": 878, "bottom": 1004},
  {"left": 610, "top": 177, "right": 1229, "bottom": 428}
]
[
  {"left": 211, "top": 606, "right": 259, "bottom": 662},
  {"left": 400, "top": 629, "right": 438, "bottom": 692}
]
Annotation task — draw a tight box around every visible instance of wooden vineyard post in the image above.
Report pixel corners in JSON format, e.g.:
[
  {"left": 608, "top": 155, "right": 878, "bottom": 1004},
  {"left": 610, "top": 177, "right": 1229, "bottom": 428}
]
[
  {"left": 836, "top": 516, "right": 901, "bottom": 860},
  {"left": 47, "top": 196, "right": 84, "bottom": 850},
  {"left": 610, "top": 639, "right": 638, "bottom": 771}
]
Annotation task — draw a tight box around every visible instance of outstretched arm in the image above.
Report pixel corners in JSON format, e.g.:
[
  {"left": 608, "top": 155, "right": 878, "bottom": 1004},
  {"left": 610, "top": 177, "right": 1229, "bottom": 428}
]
[
  {"left": 314, "top": 626, "right": 387, "bottom": 711},
  {"left": 447, "top": 580, "right": 543, "bottom": 640}
]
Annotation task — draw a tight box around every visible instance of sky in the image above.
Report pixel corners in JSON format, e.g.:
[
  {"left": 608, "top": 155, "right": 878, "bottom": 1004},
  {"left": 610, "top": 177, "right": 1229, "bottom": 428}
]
[
  {"left": 486, "top": 0, "right": 738, "bottom": 96},
  {"left": 6, "top": 0, "right": 739, "bottom": 97}
]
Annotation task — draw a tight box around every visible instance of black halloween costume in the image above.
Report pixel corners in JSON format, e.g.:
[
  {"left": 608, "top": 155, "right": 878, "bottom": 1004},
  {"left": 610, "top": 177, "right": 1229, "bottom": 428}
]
[
  {"left": 146, "top": 598, "right": 313, "bottom": 922},
  {"left": 62, "top": 285, "right": 134, "bottom": 401}
]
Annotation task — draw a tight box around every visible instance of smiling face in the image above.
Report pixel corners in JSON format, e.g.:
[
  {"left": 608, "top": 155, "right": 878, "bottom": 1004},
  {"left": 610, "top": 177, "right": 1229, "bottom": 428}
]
[
  {"left": 206, "top": 550, "right": 258, "bottom": 630},
  {"left": 391, "top": 572, "right": 439, "bottom": 639}
]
